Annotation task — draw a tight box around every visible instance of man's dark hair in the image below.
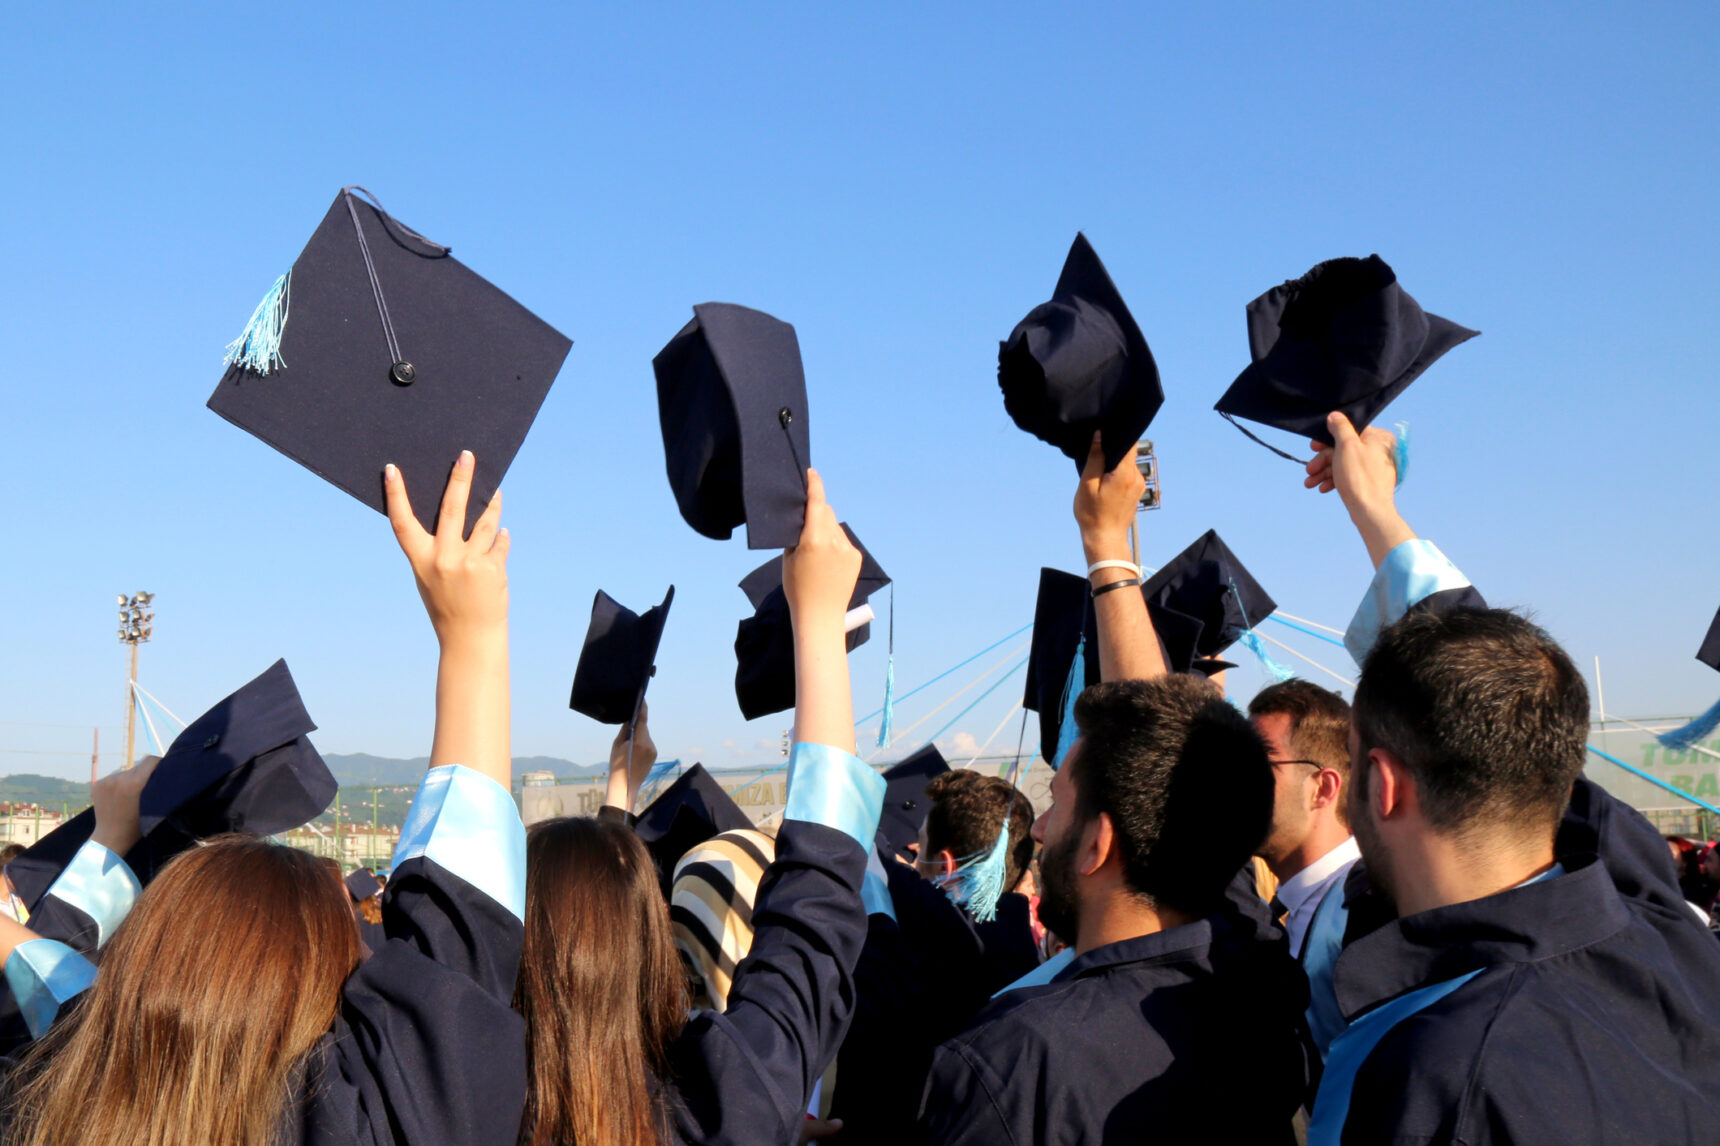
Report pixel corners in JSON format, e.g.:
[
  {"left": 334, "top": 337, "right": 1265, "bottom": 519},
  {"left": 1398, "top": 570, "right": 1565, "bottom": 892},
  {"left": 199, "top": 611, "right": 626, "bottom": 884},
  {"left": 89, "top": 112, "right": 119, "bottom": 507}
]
[
  {"left": 925, "top": 770, "right": 1036, "bottom": 893},
  {"left": 1067, "top": 675, "right": 1273, "bottom": 915},
  {"left": 1248, "top": 679, "right": 1353, "bottom": 826},
  {"left": 1353, "top": 608, "right": 1589, "bottom": 839},
  {"left": 0, "top": 843, "right": 24, "bottom": 865}
]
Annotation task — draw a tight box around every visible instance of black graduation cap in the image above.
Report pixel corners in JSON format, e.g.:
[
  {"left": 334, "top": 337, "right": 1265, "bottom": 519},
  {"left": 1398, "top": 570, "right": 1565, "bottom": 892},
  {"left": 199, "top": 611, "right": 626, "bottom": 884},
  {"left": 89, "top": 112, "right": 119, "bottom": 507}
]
[
  {"left": 1214, "top": 254, "right": 1478, "bottom": 455},
  {"left": 1023, "top": 568, "right": 1101, "bottom": 768},
  {"left": 1142, "top": 530, "right": 1278, "bottom": 675},
  {"left": 1190, "top": 658, "right": 1238, "bottom": 678},
  {"left": 876, "top": 745, "right": 951, "bottom": 862},
  {"left": 733, "top": 524, "right": 891, "bottom": 721},
  {"left": 569, "top": 586, "right": 675, "bottom": 726},
  {"left": 208, "top": 187, "right": 573, "bottom": 537},
  {"left": 345, "top": 868, "right": 382, "bottom": 902},
  {"left": 654, "top": 303, "right": 813, "bottom": 550},
  {"left": 634, "top": 763, "right": 754, "bottom": 898},
  {"left": 8, "top": 660, "right": 337, "bottom": 908},
  {"left": 1697, "top": 606, "right": 1720, "bottom": 672},
  {"left": 999, "top": 233, "right": 1163, "bottom": 474}
]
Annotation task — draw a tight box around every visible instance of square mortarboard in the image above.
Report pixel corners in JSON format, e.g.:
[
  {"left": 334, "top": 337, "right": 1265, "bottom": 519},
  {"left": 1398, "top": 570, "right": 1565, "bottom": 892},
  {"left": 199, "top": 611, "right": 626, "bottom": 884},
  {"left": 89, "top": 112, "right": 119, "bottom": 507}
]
[
  {"left": 8, "top": 660, "right": 337, "bottom": 908},
  {"left": 1697, "top": 605, "right": 1720, "bottom": 672},
  {"left": 1142, "top": 530, "right": 1277, "bottom": 675},
  {"left": 345, "top": 868, "right": 382, "bottom": 901},
  {"left": 208, "top": 187, "right": 573, "bottom": 537},
  {"left": 569, "top": 586, "right": 675, "bottom": 725},
  {"left": 1214, "top": 255, "right": 1478, "bottom": 452},
  {"left": 733, "top": 524, "right": 890, "bottom": 721},
  {"left": 634, "top": 763, "right": 754, "bottom": 898},
  {"left": 999, "top": 233, "right": 1163, "bottom": 474},
  {"left": 654, "top": 303, "right": 813, "bottom": 550},
  {"left": 1023, "top": 568, "right": 1101, "bottom": 768},
  {"left": 876, "top": 745, "right": 951, "bottom": 862}
]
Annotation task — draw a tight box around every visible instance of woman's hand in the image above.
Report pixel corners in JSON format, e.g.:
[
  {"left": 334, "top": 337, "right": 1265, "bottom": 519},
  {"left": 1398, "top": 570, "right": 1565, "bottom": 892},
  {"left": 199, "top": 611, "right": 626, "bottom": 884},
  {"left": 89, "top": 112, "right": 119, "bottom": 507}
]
[
  {"left": 784, "top": 470, "right": 861, "bottom": 753},
  {"left": 89, "top": 755, "right": 159, "bottom": 856},
  {"left": 384, "top": 450, "right": 510, "bottom": 649},
  {"left": 385, "top": 453, "right": 512, "bottom": 785},
  {"left": 604, "top": 702, "right": 657, "bottom": 814}
]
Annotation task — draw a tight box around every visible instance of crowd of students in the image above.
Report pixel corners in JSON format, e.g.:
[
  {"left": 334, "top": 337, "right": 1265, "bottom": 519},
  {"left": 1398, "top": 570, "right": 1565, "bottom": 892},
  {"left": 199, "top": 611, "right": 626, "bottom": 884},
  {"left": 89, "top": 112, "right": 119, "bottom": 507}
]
[{"left": 1, "top": 412, "right": 1719, "bottom": 1144}]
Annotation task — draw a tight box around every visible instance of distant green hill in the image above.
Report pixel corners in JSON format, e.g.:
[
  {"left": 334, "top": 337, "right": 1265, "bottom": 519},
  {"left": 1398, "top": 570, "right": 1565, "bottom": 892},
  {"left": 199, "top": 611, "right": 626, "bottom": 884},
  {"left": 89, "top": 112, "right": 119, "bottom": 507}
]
[{"left": 0, "top": 774, "right": 90, "bottom": 809}]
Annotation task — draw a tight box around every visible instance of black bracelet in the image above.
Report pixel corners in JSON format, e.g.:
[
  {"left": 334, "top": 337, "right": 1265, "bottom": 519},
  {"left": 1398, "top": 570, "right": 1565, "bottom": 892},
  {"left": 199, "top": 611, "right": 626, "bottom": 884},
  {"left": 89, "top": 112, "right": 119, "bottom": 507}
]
[{"left": 1091, "top": 576, "right": 1142, "bottom": 599}]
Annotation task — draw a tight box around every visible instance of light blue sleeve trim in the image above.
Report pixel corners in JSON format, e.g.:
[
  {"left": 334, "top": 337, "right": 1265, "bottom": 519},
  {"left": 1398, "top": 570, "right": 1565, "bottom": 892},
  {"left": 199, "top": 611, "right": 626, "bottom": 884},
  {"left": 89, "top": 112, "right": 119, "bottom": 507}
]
[
  {"left": 392, "top": 764, "right": 526, "bottom": 922},
  {"left": 44, "top": 840, "right": 140, "bottom": 949},
  {"left": 5, "top": 939, "right": 97, "bottom": 1040},
  {"left": 1345, "top": 539, "right": 1473, "bottom": 665},
  {"left": 993, "top": 947, "right": 1076, "bottom": 997},
  {"left": 861, "top": 846, "right": 896, "bottom": 920},
  {"left": 783, "top": 742, "right": 886, "bottom": 850}
]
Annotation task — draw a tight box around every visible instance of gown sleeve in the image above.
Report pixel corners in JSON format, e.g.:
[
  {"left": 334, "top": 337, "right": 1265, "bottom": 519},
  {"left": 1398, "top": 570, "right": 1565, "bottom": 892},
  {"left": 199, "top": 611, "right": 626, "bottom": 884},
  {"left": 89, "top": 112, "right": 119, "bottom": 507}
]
[
  {"left": 0, "top": 839, "right": 140, "bottom": 1052},
  {"left": 298, "top": 763, "right": 528, "bottom": 1146},
  {"left": 667, "top": 741, "right": 884, "bottom": 1146},
  {"left": 1343, "top": 539, "right": 1486, "bottom": 665}
]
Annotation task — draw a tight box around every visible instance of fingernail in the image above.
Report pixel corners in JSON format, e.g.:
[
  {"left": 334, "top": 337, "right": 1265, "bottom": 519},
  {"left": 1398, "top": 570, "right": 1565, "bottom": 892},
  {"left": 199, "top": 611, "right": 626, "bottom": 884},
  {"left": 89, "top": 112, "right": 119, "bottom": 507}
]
[
  {"left": 384, "top": 463, "right": 398, "bottom": 481},
  {"left": 460, "top": 450, "right": 474, "bottom": 468}
]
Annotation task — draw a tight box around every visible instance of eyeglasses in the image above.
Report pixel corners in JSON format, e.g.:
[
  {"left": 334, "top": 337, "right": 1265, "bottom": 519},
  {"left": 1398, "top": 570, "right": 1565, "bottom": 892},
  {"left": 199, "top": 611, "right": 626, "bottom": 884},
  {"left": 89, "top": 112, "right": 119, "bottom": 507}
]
[{"left": 1269, "top": 758, "right": 1324, "bottom": 769}]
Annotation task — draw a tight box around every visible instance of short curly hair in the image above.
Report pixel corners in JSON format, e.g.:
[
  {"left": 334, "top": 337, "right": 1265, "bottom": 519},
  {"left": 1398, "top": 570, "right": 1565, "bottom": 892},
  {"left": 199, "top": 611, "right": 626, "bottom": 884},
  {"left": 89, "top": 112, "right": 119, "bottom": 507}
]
[{"left": 924, "top": 770, "right": 1036, "bottom": 894}]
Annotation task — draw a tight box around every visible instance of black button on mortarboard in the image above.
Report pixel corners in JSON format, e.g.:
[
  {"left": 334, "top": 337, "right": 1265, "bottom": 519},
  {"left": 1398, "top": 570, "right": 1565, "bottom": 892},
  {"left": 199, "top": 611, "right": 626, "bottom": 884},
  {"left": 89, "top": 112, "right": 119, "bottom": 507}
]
[
  {"left": 202, "top": 734, "right": 220, "bottom": 749},
  {"left": 778, "top": 407, "right": 792, "bottom": 426},
  {"left": 903, "top": 800, "right": 918, "bottom": 811},
  {"left": 390, "top": 361, "right": 416, "bottom": 386}
]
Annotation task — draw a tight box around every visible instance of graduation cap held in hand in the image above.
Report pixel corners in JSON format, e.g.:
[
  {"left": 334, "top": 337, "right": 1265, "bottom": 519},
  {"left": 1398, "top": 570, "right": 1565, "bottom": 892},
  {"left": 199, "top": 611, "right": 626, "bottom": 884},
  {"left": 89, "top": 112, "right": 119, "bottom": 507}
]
[
  {"left": 655, "top": 303, "right": 813, "bottom": 550},
  {"left": 876, "top": 745, "right": 951, "bottom": 862},
  {"left": 209, "top": 187, "right": 573, "bottom": 537},
  {"left": 8, "top": 660, "right": 337, "bottom": 907},
  {"left": 634, "top": 764, "right": 754, "bottom": 898},
  {"left": 999, "top": 233, "right": 1163, "bottom": 474},
  {"left": 1023, "top": 568, "right": 1101, "bottom": 770},
  {"left": 570, "top": 586, "right": 675, "bottom": 726},
  {"left": 1214, "top": 255, "right": 1477, "bottom": 459},
  {"left": 733, "top": 525, "right": 891, "bottom": 720},
  {"left": 1142, "top": 530, "right": 1278, "bottom": 676}
]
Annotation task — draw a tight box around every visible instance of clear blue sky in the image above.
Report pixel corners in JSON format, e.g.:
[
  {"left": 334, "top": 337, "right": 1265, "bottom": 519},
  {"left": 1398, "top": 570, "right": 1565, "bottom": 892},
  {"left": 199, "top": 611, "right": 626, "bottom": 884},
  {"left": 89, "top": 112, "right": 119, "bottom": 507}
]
[{"left": 3, "top": 3, "right": 1717, "bottom": 781}]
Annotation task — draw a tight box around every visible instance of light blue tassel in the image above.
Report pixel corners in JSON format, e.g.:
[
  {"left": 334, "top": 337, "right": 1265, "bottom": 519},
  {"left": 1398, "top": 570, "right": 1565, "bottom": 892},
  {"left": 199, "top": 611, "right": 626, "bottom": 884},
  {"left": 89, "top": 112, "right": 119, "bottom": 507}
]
[
  {"left": 223, "top": 271, "right": 292, "bottom": 375},
  {"left": 1049, "top": 635, "right": 1085, "bottom": 771},
  {"left": 945, "top": 825, "right": 1011, "bottom": 924},
  {"left": 877, "top": 655, "right": 896, "bottom": 749},
  {"left": 1238, "top": 629, "right": 1296, "bottom": 683},
  {"left": 1393, "top": 420, "right": 1410, "bottom": 489},
  {"left": 1658, "top": 695, "right": 1720, "bottom": 751}
]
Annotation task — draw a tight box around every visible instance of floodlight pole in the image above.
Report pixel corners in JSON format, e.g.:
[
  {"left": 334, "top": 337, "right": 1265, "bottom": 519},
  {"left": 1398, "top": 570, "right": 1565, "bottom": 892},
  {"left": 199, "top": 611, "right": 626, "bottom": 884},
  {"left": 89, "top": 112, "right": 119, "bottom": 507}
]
[{"left": 117, "top": 592, "right": 155, "bottom": 771}]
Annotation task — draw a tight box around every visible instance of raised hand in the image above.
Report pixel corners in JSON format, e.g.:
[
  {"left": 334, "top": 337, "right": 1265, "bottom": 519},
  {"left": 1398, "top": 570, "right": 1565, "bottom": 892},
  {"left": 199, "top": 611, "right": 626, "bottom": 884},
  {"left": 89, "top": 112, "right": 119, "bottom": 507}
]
[
  {"left": 784, "top": 469, "right": 861, "bottom": 753},
  {"left": 384, "top": 452, "right": 511, "bottom": 785},
  {"left": 1304, "top": 413, "right": 1415, "bottom": 569},
  {"left": 90, "top": 755, "right": 159, "bottom": 856},
  {"left": 605, "top": 702, "right": 658, "bottom": 814},
  {"left": 1075, "top": 431, "right": 1145, "bottom": 566}
]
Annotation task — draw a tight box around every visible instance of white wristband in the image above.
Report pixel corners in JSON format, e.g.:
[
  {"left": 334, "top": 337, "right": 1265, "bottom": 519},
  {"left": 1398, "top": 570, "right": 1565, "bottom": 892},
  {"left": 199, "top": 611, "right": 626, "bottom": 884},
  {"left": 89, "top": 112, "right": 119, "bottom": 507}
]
[{"left": 1087, "top": 560, "right": 1142, "bottom": 579}]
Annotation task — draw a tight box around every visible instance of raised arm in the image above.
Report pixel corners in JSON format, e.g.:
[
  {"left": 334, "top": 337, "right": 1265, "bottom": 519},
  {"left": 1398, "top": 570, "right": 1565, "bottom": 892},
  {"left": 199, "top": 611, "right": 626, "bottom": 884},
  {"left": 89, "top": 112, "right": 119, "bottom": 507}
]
[
  {"left": 1306, "top": 414, "right": 1485, "bottom": 663},
  {"left": 1074, "top": 433, "right": 1166, "bottom": 681},
  {"left": 786, "top": 469, "right": 862, "bottom": 752},
  {"left": 602, "top": 704, "right": 657, "bottom": 817},
  {"left": 385, "top": 450, "right": 511, "bottom": 789}
]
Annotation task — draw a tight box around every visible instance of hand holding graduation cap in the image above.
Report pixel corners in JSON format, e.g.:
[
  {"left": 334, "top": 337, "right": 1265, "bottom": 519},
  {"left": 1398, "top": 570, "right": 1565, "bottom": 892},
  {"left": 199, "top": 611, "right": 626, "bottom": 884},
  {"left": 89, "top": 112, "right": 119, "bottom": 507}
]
[
  {"left": 783, "top": 469, "right": 862, "bottom": 754},
  {"left": 1075, "top": 431, "right": 1145, "bottom": 567},
  {"left": 89, "top": 755, "right": 160, "bottom": 857},
  {"left": 1305, "top": 413, "right": 1416, "bottom": 570},
  {"left": 385, "top": 451, "right": 511, "bottom": 788},
  {"left": 606, "top": 703, "right": 658, "bottom": 814}
]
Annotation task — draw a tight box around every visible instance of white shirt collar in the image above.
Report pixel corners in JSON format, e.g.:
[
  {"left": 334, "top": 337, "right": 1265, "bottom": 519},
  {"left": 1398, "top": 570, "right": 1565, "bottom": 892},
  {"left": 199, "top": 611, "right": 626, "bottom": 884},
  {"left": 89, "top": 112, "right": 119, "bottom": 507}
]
[{"left": 1275, "top": 835, "right": 1361, "bottom": 914}]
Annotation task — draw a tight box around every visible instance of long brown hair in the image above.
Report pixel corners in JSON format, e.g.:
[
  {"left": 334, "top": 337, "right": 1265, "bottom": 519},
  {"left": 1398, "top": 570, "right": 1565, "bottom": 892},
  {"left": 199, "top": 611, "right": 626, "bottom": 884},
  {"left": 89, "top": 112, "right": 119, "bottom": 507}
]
[
  {"left": 5, "top": 835, "right": 360, "bottom": 1146},
  {"left": 514, "top": 817, "right": 687, "bottom": 1146}
]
